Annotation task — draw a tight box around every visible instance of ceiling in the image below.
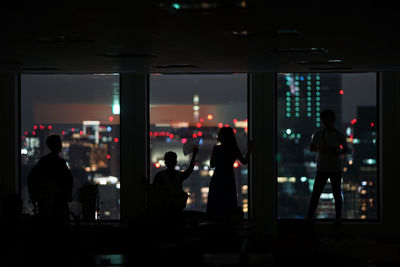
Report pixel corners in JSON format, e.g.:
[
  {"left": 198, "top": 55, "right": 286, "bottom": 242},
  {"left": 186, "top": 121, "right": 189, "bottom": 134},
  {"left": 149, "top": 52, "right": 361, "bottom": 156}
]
[{"left": 1, "top": 1, "right": 398, "bottom": 74}]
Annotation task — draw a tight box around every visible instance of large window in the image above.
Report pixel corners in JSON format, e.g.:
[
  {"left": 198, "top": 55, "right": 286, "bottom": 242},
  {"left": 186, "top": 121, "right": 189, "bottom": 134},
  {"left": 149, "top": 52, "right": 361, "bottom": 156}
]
[
  {"left": 21, "top": 74, "right": 120, "bottom": 219},
  {"left": 277, "top": 73, "right": 377, "bottom": 220},
  {"left": 149, "top": 74, "right": 249, "bottom": 216}
]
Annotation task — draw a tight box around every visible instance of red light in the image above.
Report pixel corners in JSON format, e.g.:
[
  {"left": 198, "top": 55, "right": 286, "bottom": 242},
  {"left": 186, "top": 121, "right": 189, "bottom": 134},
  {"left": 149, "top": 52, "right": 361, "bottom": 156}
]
[
  {"left": 32, "top": 131, "right": 36, "bottom": 135},
  {"left": 339, "top": 90, "right": 344, "bottom": 95},
  {"left": 181, "top": 138, "right": 187, "bottom": 144},
  {"left": 107, "top": 154, "right": 111, "bottom": 160},
  {"left": 154, "top": 132, "right": 158, "bottom": 136},
  {"left": 207, "top": 114, "right": 213, "bottom": 120},
  {"left": 71, "top": 128, "right": 75, "bottom": 132},
  {"left": 340, "top": 145, "right": 343, "bottom": 149},
  {"left": 233, "top": 162, "right": 239, "bottom": 168},
  {"left": 233, "top": 119, "right": 238, "bottom": 124},
  {"left": 350, "top": 134, "right": 354, "bottom": 139},
  {"left": 40, "top": 125, "right": 45, "bottom": 130},
  {"left": 218, "top": 122, "right": 223, "bottom": 128},
  {"left": 24, "top": 131, "right": 28, "bottom": 135},
  {"left": 193, "top": 133, "right": 198, "bottom": 138},
  {"left": 62, "top": 131, "right": 66, "bottom": 135},
  {"left": 198, "top": 131, "right": 203, "bottom": 137},
  {"left": 155, "top": 162, "right": 161, "bottom": 168},
  {"left": 371, "top": 122, "right": 375, "bottom": 127},
  {"left": 109, "top": 116, "right": 114, "bottom": 122},
  {"left": 196, "top": 123, "right": 202, "bottom": 128},
  {"left": 33, "top": 125, "right": 37, "bottom": 130},
  {"left": 48, "top": 125, "right": 52, "bottom": 130},
  {"left": 200, "top": 118, "right": 204, "bottom": 123},
  {"left": 169, "top": 134, "right": 174, "bottom": 139},
  {"left": 150, "top": 131, "right": 153, "bottom": 136},
  {"left": 233, "top": 129, "right": 237, "bottom": 133},
  {"left": 224, "top": 124, "right": 229, "bottom": 127},
  {"left": 351, "top": 119, "right": 357, "bottom": 125},
  {"left": 114, "top": 138, "right": 119, "bottom": 143},
  {"left": 79, "top": 131, "right": 83, "bottom": 135}
]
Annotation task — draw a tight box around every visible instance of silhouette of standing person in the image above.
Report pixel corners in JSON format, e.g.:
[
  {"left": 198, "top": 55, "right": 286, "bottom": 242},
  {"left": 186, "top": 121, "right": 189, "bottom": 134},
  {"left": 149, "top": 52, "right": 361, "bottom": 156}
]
[
  {"left": 28, "top": 135, "right": 73, "bottom": 225},
  {"left": 207, "top": 127, "right": 253, "bottom": 221},
  {"left": 306, "top": 110, "right": 348, "bottom": 222},
  {"left": 152, "top": 148, "right": 199, "bottom": 218}
]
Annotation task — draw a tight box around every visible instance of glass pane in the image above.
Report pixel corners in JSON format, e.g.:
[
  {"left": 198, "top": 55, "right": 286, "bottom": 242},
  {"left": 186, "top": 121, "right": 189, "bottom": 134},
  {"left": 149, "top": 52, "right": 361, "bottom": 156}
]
[
  {"left": 149, "top": 74, "right": 249, "bottom": 216},
  {"left": 277, "top": 73, "right": 377, "bottom": 220},
  {"left": 21, "top": 74, "right": 121, "bottom": 220}
]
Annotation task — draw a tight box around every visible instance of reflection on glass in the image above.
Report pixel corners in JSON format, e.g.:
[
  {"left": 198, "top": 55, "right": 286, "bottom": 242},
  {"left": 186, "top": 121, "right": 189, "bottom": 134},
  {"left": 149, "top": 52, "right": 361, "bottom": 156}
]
[
  {"left": 21, "top": 74, "right": 120, "bottom": 220},
  {"left": 149, "top": 74, "right": 248, "bottom": 216},
  {"left": 277, "top": 73, "right": 377, "bottom": 219}
]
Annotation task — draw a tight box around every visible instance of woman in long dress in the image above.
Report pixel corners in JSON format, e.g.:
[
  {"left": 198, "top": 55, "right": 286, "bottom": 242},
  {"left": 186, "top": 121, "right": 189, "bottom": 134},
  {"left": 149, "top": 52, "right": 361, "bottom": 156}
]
[{"left": 207, "top": 127, "right": 253, "bottom": 220}]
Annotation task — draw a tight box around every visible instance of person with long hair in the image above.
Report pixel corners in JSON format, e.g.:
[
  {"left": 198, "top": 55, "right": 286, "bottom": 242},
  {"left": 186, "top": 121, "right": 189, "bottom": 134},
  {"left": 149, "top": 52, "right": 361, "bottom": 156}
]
[{"left": 207, "top": 127, "right": 253, "bottom": 220}]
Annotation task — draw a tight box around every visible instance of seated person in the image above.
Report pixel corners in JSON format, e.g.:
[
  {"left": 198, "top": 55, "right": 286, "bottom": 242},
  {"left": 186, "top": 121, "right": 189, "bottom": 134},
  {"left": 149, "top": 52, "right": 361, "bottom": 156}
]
[{"left": 151, "top": 148, "right": 198, "bottom": 217}]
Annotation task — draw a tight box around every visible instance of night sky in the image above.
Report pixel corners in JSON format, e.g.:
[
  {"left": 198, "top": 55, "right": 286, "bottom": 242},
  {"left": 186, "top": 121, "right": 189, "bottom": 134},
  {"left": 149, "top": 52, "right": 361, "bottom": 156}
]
[{"left": 21, "top": 73, "right": 376, "bottom": 131}]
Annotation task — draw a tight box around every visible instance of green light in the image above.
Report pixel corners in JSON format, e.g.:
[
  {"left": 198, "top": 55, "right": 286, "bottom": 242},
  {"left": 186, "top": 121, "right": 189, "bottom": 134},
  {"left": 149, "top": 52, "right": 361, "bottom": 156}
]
[
  {"left": 307, "top": 76, "right": 311, "bottom": 80},
  {"left": 286, "top": 92, "right": 291, "bottom": 96},
  {"left": 286, "top": 107, "right": 291, "bottom": 112},
  {"left": 172, "top": 3, "right": 181, "bottom": 9},
  {"left": 295, "top": 76, "right": 299, "bottom": 80},
  {"left": 283, "top": 133, "right": 288, "bottom": 138},
  {"left": 295, "top": 91, "right": 300, "bottom": 96},
  {"left": 295, "top": 113, "right": 300, "bottom": 117},
  {"left": 316, "top": 76, "right": 320, "bottom": 80},
  {"left": 286, "top": 113, "right": 291, "bottom": 117},
  {"left": 316, "top": 112, "right": 320, "bottom": 117},
  {"left": 316, "top": 122, "right": 320, "bottom": 127},
  {"left": 286, "top": 97, "right": 291, "bottom": 101},
  {"left": 307, "top": 112, "right": 312, "bottom": 117},
  {"left": 307, "top": 97, "right": 311, "bottom": 101},
  {"left": 307, "top": 92, "right": 311, "bottom": 96},
  {"left": 307, "top": 107, "right": 311, "bottom": 111},
  {"left": 295, "top": 107, "right": 300, "bottom": 111},
  {"left": 307, "top": 102, "right": 311, "bottom": 106},
  {"left": 112, "top": 103, "right": 120, "bottom": 115},
  {"left": 316, "top": 81, "right": 320, "bottom": 85},
  {"left": 286, "top": 102, "right": 291, "bottom": 106},
  {"left": 295, "top": 97, "right": 299, "bottom": 101},
  {"left": 286, "top": 81, "right": 291, "bottom": 86},
  {"left": 295, "top": 81, "right": 299, "bottom": 86},
  {"left": 316, "top": 97, "right": 320, "bottom": 101},
  {"left": 295, "top": 102, "right": 299, "bottom": 106},
  {"left": 316, "top": 102, "right": 320, "bottom": 106},
  {"left": 307, "top": 81, "right": 311, "bottom": 85},
  {"left": 316, "top": 86, "right": 320, "bottom": 90},
  {"left": 297, "top": 133, "right": 301, "bottom": 138},
  {"left": 316, "top": 107, "right": 320, "bottom": 111},
  {"left": 316, "top": 91, "right": 320, "bottom": 96},
  {"left": 307, "top": 86, "right": 311, "bottom": 90},
  {"left": 316, "top": 118, "right": 320, "bottom": 122}
]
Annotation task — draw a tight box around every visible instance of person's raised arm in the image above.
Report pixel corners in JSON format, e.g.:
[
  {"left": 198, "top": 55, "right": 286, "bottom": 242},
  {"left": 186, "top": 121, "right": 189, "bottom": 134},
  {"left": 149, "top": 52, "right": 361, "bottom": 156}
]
[
  {"left": 309, "top": 133, "right": 319, "bottom": 152},
  {"left": 237, "top": 140, "right": 254, "bottom": 165},
  {"left": 182, "top": 147, "right": 199, "bottom": 181}
]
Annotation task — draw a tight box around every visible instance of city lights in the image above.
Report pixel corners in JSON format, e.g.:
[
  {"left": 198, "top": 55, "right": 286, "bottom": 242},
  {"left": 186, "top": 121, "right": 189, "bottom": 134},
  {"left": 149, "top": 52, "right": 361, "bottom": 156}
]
[{"left": 207, "top": 114, "right": 213, "bottom": 120}]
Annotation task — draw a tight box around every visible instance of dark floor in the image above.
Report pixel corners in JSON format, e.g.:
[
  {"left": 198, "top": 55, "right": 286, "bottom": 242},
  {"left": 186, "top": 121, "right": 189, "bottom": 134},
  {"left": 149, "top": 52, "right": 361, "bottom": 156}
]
[{"left": 1, "top": 217, "right": 400, "bottom": 266}]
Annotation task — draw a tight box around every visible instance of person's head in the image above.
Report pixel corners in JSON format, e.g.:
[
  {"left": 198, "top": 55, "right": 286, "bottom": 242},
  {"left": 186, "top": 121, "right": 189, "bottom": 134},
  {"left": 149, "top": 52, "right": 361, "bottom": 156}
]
[
  {"left": 217, "top": 127, "right": 240, "bottom": 156},
  {"left": 320, "top": 109, "right": 336, "bottom": 128},
  {"left": 164, "top": 151, "right": 177, "bottom": 169},
  {"left": 46, "top": 135, "right": 62, "bottom": 154}
]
